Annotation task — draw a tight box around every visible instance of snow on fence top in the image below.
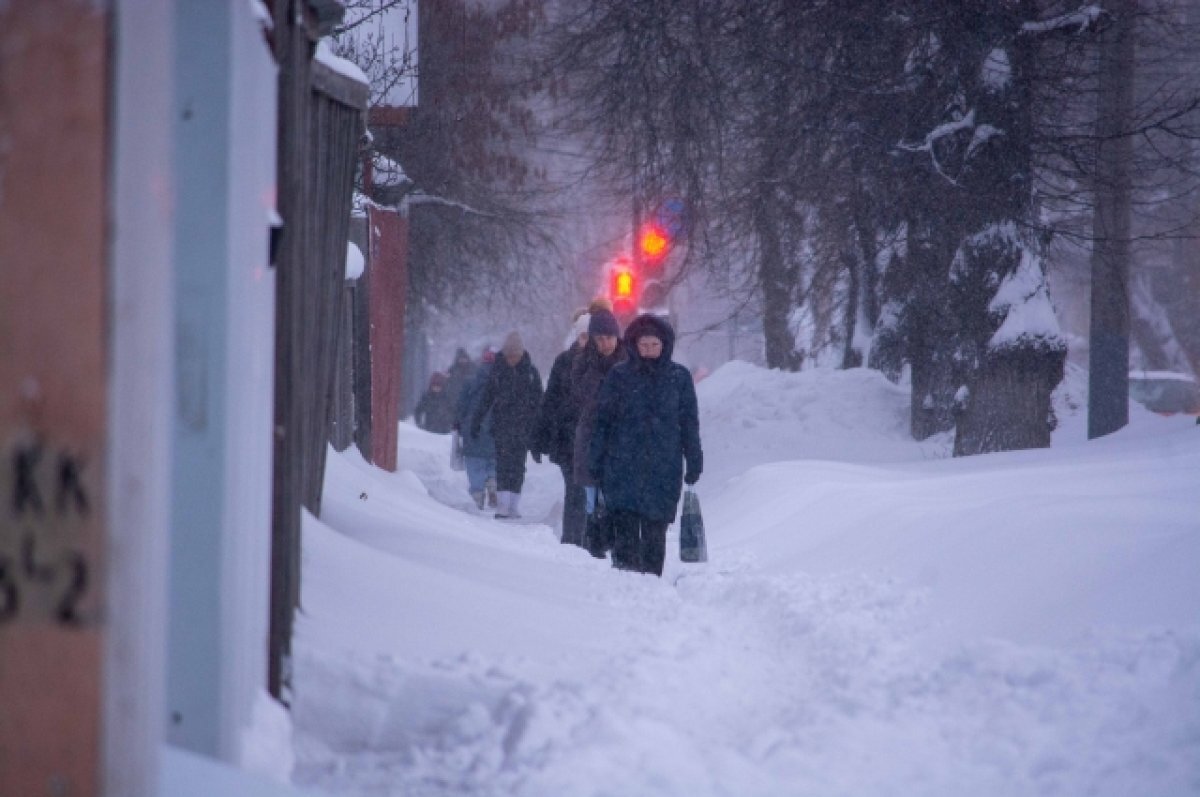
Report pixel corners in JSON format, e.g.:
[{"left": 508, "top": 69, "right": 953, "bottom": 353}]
[{"left": 316, "top": 39, "right": 369, "bottom": 87}]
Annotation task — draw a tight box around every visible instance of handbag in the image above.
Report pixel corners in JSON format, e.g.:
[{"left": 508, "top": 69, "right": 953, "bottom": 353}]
[
  {"left": 450, "top": 430, "right": 465, "bottom": 471},
  {"left": 679, "top": 487, "right": 707, "bottom": 563},
  {"left": 584, "top": 489, "right": 613, "bottom": 559}
]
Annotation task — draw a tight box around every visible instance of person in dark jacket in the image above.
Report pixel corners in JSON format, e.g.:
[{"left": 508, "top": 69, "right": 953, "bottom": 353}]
[
  {"left": 444, "top": 347, "right": 476, "bottom": 410},
  {"left": 572, "top": 309, "right": 627, "bottom": 558},
  {"left": 414, "top": 372, "right": 455, "bottom": 433},
  {"left": 588, "top": 313, "right": 702, "bottom": 576},
  {"left": 471, "top": 331, "right": 544, "bottom": 519},
  {"left": 535, "top": 311, "right": 591, "bottom": 545},
  {"left": 456, "top": 349, "right": 498, "bottom": 509}
]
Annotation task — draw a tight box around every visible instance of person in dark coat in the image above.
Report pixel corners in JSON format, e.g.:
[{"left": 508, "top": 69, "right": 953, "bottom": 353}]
[
  {"left": 444, "top": 347, "right": 476, "bottom": 409},
  {"left": 455, "top": 349, "right": 498, "bottom": 509},
  {"left": 535, "top": 311, "right": 591, "bottom": 545},
  {"left": 571, "top": 309, "right": 627, "bottom": 558},
  {"left": 414, "top": 372, "right": 455, "bottom": 433},
  {"left": 588, "top": 313, "right": 702, "bottom": 576},
  {"left": 471, "top": 331, "right": 544, "bottom": 519}
]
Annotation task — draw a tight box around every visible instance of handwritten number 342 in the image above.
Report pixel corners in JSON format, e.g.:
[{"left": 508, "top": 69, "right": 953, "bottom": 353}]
[{"left": 0, "top": 536, "right": 88, "bottom": 626}]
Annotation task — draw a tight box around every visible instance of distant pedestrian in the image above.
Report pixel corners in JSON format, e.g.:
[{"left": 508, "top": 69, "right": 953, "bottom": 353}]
[
  {"left": 535, "top": 311, "right": 591, "bottom": 545},
  {"left": 571, "top": 308, "right": 626, "bottom": 558},
  {"left": 455, "top": 349, "right": 498, "bottom": 509},
  {"left": 587, "top": 297, "right": 613, "bottom": 316},
  {"left": 472, "top": 332, "right": 544, "bottom": 519},
  {"left": 414, "top": 372, "right": 455, "bottom": 433},
  {"left": 589, "top": 314, "right": 702, "bottom": 576},
  {"left": 444, "top": 347, "right": 477, "bottom": 409}
]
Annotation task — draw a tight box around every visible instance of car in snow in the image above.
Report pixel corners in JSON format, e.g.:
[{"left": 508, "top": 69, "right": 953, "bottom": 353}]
[{"left": 1128, "top": 370, "right": 1200, "bottom": 416}]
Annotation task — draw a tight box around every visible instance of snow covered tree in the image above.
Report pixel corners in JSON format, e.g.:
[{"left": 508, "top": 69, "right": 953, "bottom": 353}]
[
  {"left": 553, "top": 0, "right": 1196, "bottom": 451},
  {"left": 932, "top": 3, "right": 1068, "bottom": 455}
]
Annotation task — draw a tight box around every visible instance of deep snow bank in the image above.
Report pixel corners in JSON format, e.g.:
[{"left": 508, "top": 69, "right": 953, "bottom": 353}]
[
  {"left": 291, "top": 361, "right": 1200, "bottom": 797},
  {"left": 694, "top": 363, "right": 943, "bottom": 487}
]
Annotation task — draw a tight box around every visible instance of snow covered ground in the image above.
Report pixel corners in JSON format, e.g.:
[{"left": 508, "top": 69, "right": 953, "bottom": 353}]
[{"left": 290, "top": 363, "right": 1200, "bottom": 796}]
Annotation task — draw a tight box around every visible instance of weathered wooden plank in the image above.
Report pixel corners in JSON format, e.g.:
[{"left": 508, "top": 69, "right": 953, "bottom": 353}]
[
  {"left": 329, "top": 287, "right": 356, "bottom": 453},
  {"left": 0, "top": 4, "right": 109, "bottom": 794},
  {"left": 269, "top": 0, "right": 313, "bottom": 701},
  {"left": 367, "top": 206, "right": 409, "bottom": 472}
]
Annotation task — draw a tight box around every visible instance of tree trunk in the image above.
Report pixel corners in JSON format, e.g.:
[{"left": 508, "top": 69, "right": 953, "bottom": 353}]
[
  {"left": 844, "top": 200, "right": 882, "bottom": 370},
  {"left": 842, "top": 246, "right": 863, "bottom": 368},
  {"left": 1088, "top": 0, "right": 1135, "bottom": 438},
  {"left": 954, "top": 347, "right": 1065, "bottom": 455},
  {"left": 906, "top": 216, "right": 958, "bottom": 440},
  {"left": 756, "top": 192, "right": 802, "bottom": 370}
]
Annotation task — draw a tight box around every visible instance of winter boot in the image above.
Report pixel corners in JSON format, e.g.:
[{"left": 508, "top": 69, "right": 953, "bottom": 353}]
[
  {"left": 485, "top": 478, "right": 498, "bottom": 508},
  {"left": 470, "top": 490, "right": 485, "bottom": 510},
  {"left": 506, "top": 491, "right": 522, "bottom": 520},
  {"left": 494, "top": 491, "right": 513, "bottom": 519}
]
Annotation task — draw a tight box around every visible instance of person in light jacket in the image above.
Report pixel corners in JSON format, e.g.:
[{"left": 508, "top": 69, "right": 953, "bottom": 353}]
[
  {"left": 455, "top": 348, "right": 497, "bottom": 509},
  {"left": 588, "top": 313, "right": 702, "bottom": 576}
]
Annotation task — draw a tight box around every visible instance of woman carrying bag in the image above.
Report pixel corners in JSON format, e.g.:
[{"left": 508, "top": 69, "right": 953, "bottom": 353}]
[{"left": 588, "top": 313, "right": 703, "bottom": 577}]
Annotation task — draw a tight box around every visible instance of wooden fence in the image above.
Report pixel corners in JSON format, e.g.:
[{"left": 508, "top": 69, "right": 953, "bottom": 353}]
[{"left": 269, "top": 21, "right": 368, "bottom": 699}]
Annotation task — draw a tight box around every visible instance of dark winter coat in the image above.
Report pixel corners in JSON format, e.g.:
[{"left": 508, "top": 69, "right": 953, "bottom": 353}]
[
  {"left": 414, "top": 388, "right": 455, "bottom": 433},
  {"left": 534, "top": 343, "right": 584, "bottom": 465},
  {"left": 572, "top": 339, "right": 628, "bottom": 486},
  {"left": 455, "top": 363, "right": 496, "bottom": 458},
  {"left": 444, "top": 350, "right": 476, "bottom": 408},
  {"left": 589, "top": 314, "right": 702, "bottom": 523},
  {"left": 471, "top": 351, "right": 544, "bottom": 448}
]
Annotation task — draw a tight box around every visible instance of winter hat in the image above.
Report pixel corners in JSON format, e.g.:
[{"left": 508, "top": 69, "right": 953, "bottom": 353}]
[
  {"left": 501, "top": 331, "right": 524, "bottom": 358},
  {"left": 587, "top": 297, "right": 613, "bottom": 314},
  {"left": 481, "top": 347, "right": 496, "bottom": 364},
  {"left": 588, "top": 308, "right": 620, "bottom": 338},
  {"left": 565, "top": 313, "right": 591, "bottom": 349},
  {"left": 430, "top": 372, "right": 448, "bottom": 388}
]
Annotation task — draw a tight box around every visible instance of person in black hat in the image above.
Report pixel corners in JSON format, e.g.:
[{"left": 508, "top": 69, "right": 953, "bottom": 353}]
[{"left": 571, "top": 308, "right": 627, "bottom": 557}]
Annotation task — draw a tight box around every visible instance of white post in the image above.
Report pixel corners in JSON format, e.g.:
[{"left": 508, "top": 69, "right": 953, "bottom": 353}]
[
  {"left": 106, "top": 2, "right": 176, "bottom": 794},
  {"left": 168, "top": 0, "right": 280, "bottom": 769}
]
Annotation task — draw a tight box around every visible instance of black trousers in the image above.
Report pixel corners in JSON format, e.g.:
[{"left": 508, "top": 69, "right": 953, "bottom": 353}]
[
  {"left": 495, "top": 438, "right": 527, "bottom": 492},
  {"left": 610, "top": 510, "right": 670, "bottom": 577},
  {"left": 558, "top": 460, "right": 587, "bottom": 546}
]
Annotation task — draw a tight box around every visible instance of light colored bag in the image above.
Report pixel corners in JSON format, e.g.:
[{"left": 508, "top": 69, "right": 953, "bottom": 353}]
[{"left": 450, "top": 430, "right": 465, "bottom": 471}]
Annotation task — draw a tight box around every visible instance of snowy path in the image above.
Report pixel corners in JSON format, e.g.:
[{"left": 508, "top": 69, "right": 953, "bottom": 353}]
[{"left": 291, "top": 369, "right": 1200, "bottom": 796}]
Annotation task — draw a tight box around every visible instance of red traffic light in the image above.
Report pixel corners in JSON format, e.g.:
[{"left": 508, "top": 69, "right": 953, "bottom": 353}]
[
  {"left": 609, "top": 260, "right": 638, "bottom": 315},
  {"left": 638, "top": 223, "right": 670, "bottom": 265},
  {"left": 615, "top": 269, "right": 634, "bottom": 297}
]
